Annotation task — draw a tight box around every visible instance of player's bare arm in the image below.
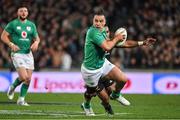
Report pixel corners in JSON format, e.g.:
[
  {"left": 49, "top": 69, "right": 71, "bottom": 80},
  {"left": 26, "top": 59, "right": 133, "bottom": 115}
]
[
  {"left": 116, "top": 37, "right": 156, "bottom": 48},
  {"left": 1, "top": 30, "right": 20, "bottom": 52},
  {"left": 101, "top": 34, "right": 124, "bottom": 51},
  {"left": 30, "top": 36, "right": 40, "bottom": 52}
]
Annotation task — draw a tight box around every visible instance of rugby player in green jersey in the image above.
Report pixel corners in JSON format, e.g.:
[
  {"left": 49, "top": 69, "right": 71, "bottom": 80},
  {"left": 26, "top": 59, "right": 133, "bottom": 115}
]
[
  {"left": 1, "top": 5, "right": 40, "bottom": 106},
  {"left": 81, "top": 8, "right": 156, "bottom": 116}
]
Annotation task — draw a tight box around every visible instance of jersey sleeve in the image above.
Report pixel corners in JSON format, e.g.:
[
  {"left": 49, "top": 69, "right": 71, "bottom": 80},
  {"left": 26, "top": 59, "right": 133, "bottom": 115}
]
[
  {"left": 32, "top": 23, "right": 38, "bottom": 38},
  {"left": 4, "top": 22, "right": 13, "bottom": 34},
  {"left": 91, "top": 31, "right": 105, "bottom": 46}
]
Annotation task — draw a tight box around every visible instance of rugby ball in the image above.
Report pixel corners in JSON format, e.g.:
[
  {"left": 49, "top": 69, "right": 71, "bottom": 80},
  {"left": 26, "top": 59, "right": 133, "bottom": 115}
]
[{"left": 115, "top": 27, "right": 127, "bottom": 46}]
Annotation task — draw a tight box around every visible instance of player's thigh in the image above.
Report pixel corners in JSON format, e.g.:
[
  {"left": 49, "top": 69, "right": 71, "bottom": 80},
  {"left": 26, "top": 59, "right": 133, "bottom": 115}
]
[
  {"left": 81, "top": 65, "right": 102, "bottom": 87},
  {"left": 16, "top": 67, "right": 29, "bottom": 81},
  {"left": 105, "top": 66, "right": 127, "bottom": 82},
  {"left": 25, "top": 52, "right": 34, "bottom": 70},
  {"left": 26, "top": 69, "right": 33, "bottom": 81}
]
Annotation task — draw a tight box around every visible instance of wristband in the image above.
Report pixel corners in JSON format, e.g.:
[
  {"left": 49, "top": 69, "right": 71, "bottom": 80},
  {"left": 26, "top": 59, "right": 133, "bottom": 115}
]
[
  {"left": 138, "top": 41, "right": 144, "bottom": 46},
  {"left": 9, "top": 42, "right": 14, "bottom": 47}
]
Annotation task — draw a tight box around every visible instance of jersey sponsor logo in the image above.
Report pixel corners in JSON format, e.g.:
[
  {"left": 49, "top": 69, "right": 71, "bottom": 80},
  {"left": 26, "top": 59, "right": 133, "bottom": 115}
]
[
  {"left": 21, "top": 31, "right": 27, "bottom": 38},
  {"left": 26, "top": 26, "right": 31, "bottom": 31},
  {"left": 17, "top": 26, "right": 21, "bottom": 30},
  {"left": 19, "top": 38, "right": 29, "bottom": 41}
]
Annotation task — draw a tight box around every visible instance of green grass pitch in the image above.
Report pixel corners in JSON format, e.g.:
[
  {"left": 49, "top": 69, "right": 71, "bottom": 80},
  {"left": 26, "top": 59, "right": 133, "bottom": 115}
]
[{"left": 0, "top": 93, "right": 180, "bottom": 119}]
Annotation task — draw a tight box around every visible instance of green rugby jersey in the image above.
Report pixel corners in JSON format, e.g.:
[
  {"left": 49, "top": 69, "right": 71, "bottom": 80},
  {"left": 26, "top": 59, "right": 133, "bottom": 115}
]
[
  {"left": 5, "top": 18, "right": 38, "bottom": 54},
  {"left": 83, "top": 26, "right": 107, "bottom": 70}
]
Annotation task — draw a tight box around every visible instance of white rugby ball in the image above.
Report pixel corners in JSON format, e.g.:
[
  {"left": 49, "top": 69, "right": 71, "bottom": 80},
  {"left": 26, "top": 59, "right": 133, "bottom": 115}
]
[{"left": 115, "top": 27, "right": 127, "bottom": 46}]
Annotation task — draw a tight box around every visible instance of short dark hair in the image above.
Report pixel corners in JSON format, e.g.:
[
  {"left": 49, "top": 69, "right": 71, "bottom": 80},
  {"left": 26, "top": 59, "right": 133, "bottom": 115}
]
[
  {"left": 16, "top": 1, "right": 30, "bottom": 11},
  {"left": 93, "top": 7, "right": 105, "bottom": 16}
]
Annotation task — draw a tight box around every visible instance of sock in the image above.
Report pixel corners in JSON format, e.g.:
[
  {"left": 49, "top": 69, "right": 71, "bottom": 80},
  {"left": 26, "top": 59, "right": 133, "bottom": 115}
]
[
  {"left": 84, "top": 101, "right": 91, "bottom": 108},
  {"left": 111, "top": 91, "right": 120, "bottom": 98},
  {"left": 20, "top": 84, "right": 29, "bottom": 97},
  {"left": 103, "top": 103, "right": 111, "bottom": 110},
  {"left": 18, "top": 96, "right": 25, "bottom": 101},
  {"left": 101, "top": 102, "right": 114, "bottom": 114},
  {"left": 12, "top": 78, "right": 22, "bottom": 89}
]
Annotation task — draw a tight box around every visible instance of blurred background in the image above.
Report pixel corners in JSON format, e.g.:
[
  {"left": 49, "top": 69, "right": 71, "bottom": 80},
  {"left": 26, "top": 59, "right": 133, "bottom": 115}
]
[
  {"left": 0, "top": 0, "right": 179, "bottom": 94},
  {"left": 0, "top": 0, "right": 179, "bottom": 71}
]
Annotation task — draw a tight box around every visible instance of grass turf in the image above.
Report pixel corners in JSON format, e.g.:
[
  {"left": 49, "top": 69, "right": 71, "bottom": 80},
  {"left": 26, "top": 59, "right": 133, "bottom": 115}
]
[{"left": 0, "top": 93, "right": 180, "bottom": 119}]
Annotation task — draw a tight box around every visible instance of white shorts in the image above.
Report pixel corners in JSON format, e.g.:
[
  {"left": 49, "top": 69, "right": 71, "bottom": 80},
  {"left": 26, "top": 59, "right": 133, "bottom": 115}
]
[
  {"left": 81, "top": 58, "right": 115, "bottom": 87},
  {"left": 11, "top": 52, "right": 34, "bottom": 70}
]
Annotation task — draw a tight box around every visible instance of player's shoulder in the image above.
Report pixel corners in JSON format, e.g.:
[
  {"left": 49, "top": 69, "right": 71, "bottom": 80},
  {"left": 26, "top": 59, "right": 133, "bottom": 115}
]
[
  {"left": 6, "top": 18, "right": 19, "bottom": 27},
  {"left": 26, "top": 19, "right": 36, "bottom": 25},
  {"left": 8, "top": 18, "right": 18, "bottom": 24},
  {"left": 87, "top": 26, "right": 99, "bottom": 36},
  {"left": 89, "top": 26, "right": 99, "bottom": 32},
  {"left": 7, "top": 19, "right": 34, "bottom": 25}
]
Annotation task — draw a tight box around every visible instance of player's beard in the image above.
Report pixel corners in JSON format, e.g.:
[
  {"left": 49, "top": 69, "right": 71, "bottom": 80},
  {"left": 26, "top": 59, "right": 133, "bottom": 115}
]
[{"left": 19, "top": 16, "right": 27, "bottom": 21}]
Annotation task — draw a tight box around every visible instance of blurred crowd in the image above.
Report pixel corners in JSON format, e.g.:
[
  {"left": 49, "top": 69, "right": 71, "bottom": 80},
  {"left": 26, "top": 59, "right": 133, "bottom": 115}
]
[{"left": 0, "top": 0, "right": 179, "bottom": 71}]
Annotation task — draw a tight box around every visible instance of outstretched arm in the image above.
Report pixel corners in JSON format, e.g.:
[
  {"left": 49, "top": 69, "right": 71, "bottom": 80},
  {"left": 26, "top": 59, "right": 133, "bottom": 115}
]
[{"left": 116, "top": 37, "right": 156, "bottom": 48}]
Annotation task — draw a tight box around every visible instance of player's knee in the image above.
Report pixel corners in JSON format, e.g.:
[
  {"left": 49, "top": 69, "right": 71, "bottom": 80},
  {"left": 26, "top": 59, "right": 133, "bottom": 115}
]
[
  {"left": 118, "top": 75, "right": 128, "bottom": 83},
  {"left": 19, "top": 76, "right": 26, "bottom": 81},
  {"left": 123, "top": 77, "right": 128, "bottom": 83},
  {"left": 84, "top": 91, "right": 94, "bottom": 99},
  {"left": 24, "top": 80, "right": 30, "bottom": 85},
  {"left": 19, "top": 75, "right": 29, "bottom": 82},
  {"left": 85, "top": 85, "right": 102, "bottom": 97},
  {"left": 86, "top": 86, "right": 97, "bottom": 97}
]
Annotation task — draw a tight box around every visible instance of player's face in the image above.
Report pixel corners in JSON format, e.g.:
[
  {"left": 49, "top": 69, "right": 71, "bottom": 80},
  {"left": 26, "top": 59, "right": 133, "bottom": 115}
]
[
  {"left": 93, "top": 15, "right": 106, "bottom": 30},
  {"left": 17, "top": 7, "right": 28, "bottom": 20}
]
